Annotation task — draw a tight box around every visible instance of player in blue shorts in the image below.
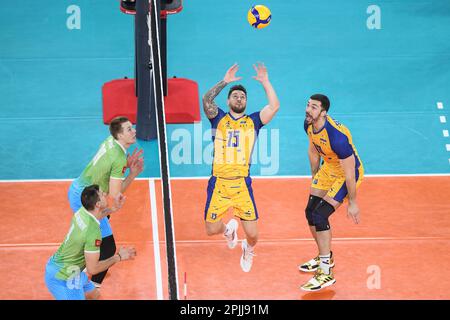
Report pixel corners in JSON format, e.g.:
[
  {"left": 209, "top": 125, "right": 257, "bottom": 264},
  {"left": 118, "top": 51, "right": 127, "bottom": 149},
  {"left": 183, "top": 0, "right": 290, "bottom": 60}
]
[
  {"left": 68, "top": 116, "right": 143, "bottom": 288},
  {"left": 45, "top": 185, "right": 136, "bottom": 300},
  {"left": 202, "top": 63, "right": 280, "bottom": 272}
]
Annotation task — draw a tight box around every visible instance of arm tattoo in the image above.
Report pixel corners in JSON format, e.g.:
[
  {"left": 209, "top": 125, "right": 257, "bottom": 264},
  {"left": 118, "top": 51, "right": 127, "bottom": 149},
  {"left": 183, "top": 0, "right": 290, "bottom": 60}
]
[{"left": 202, "top": 80, "right": 227, "bottom": 119}]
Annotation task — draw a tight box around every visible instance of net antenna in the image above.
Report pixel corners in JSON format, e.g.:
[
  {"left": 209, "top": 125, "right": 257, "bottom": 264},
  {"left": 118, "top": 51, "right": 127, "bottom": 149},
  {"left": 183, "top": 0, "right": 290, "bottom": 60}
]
[{"left": 147, "top": 0, "right": 179, "bottom": 300}]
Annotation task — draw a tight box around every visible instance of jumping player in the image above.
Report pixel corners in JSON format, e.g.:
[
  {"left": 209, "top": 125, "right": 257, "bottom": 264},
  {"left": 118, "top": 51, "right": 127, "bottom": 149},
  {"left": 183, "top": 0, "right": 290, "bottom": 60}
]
[{"left": 202, "top": 63, "right": 280, "bottom": 272}]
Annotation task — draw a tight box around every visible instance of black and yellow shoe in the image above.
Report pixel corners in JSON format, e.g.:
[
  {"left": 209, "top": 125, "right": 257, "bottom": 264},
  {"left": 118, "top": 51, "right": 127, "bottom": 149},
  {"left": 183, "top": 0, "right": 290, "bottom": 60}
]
[
  {"left": 298, "top": 252, "right": 334, "bottom": 273},
  {"left": 300, "top": 268, "right": 336, "bottom": 292}
]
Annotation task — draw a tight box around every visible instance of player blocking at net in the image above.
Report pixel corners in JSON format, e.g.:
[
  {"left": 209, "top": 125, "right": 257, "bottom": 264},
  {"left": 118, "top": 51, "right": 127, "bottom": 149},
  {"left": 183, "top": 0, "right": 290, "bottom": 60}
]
[{"left": 202, "top": 63, "right": 280, "bottom": 272}]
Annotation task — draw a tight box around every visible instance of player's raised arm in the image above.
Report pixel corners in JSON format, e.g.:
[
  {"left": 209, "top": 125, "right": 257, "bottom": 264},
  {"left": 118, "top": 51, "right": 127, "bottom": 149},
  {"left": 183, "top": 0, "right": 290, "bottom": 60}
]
[
  {"left": 253, "top": 63, "right": 280, "bottom": 125},
  {"left": 108, "top": 150, "right": 144, "bottom": 202},
  {"left": 121, "top": 153, "right": 144, "bottom": 193},
  {"left": 202, "top": 63, "right": 242, "bottom": 119}
]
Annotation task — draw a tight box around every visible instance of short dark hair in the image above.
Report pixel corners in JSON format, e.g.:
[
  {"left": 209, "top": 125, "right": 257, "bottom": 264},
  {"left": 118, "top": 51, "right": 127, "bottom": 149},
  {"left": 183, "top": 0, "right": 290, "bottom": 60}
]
[
  {"left": 228, "top": 85, "right": 247, "bottom": 98},
  {"left": 109, "top": 116, "right": 130, "bottom": 139},
  {"left": 310, "top": 94, "right": 330, "bottom": 112},
  {"left": 81, "top": 185, "right": 100, "bottom": 211}
]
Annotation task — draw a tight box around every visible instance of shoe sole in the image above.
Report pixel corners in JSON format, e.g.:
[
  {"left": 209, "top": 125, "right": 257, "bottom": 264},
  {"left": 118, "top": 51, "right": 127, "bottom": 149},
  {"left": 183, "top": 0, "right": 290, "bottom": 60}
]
[
  {"left": 300, "top": 279, "right": 336, "bottom": 292},
  {"left": 298, "top": 262, "right": 335, "bottom": 273}
]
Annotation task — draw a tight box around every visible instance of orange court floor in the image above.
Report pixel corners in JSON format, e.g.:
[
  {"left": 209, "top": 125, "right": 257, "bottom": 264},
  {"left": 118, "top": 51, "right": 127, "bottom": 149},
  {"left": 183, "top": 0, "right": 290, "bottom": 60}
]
[{"left": 0, "top": 176, "right": 449, "bottom": 300}]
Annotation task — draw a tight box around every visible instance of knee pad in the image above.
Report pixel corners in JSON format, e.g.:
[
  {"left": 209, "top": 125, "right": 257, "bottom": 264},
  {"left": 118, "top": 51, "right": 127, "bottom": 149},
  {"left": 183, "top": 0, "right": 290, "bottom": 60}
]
[
  {"left": 311, "top": 200, "right": 335, "bottom": 231},
  {"left": 305, "top": 195, "right": 322, "bottom": 226},
  {"left": 100, "top": 235, "right": 116, "bottom": 259}
]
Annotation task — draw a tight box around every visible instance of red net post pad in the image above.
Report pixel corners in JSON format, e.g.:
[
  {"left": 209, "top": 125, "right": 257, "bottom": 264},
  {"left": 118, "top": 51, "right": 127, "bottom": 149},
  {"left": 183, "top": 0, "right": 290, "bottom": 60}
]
[{"left": 102, "top": 77, "right": 200, "bottom": 124}]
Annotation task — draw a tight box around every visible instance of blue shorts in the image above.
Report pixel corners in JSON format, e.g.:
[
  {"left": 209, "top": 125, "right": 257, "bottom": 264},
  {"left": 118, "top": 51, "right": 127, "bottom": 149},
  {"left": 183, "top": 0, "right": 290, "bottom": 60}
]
[
  {"left": 45, "top": 258, "right": 95, "bottom": 300},
  {"left": 68, "top": 180, "right": 113, "bottom": 237}
]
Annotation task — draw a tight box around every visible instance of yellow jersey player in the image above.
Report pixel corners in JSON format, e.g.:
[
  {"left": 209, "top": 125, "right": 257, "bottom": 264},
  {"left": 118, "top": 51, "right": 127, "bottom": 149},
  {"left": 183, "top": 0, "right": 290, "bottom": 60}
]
[
  {"left": 202, "top": 63, "right": 280, "bottom": 272},
  {"left": 299, "top": 94, "right": 364, "bottom": 291}
]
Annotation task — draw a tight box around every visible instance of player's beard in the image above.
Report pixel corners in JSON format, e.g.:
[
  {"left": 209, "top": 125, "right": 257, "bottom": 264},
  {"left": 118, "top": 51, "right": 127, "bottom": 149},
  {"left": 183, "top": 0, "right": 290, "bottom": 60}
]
[
  {"left": 230, "top": 103, "right": 246, "bottom": 114},
  {"left": 305, "top": 112, "right": 316, "bottom": 124}
]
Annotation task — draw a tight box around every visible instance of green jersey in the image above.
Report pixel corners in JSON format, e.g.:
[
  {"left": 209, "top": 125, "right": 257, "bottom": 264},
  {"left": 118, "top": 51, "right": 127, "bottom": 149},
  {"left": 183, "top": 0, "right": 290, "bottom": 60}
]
[
  {"left": 51, "top": 207, "right": 102, "bottom": 280},
  {"left": 76, "top": 136, "right": 127, "bottom": 193}
]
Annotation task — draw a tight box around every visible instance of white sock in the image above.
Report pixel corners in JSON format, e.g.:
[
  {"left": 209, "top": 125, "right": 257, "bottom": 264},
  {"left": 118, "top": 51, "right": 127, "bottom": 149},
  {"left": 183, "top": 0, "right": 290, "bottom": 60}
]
[
  {"left": 319, "top": 253, "right": 332, "bottom": 274},
  {"left": 224, "top": 223, "right": 231, "bottom": 237}
]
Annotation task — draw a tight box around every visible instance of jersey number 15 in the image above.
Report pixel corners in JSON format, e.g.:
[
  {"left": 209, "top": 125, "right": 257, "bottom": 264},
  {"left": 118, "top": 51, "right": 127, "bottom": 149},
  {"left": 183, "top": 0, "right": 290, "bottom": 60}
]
[{"left": 227, "top": 130, "right": 240, "bottom": 147}]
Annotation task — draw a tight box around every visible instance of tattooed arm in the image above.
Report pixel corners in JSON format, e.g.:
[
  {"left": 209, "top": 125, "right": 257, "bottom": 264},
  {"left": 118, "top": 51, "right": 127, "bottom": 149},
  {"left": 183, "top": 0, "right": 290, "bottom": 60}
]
[
  {"left": 202, "top": 64, "right": 242, "bottom": 119},
  {"left": 202, "top": 80, "right": 227, "bottom": 119}
]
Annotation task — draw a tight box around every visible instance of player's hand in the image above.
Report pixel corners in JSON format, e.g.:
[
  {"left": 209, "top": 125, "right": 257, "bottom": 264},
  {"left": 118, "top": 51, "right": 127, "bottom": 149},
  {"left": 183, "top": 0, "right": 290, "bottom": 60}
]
[
  {"left": 252, "top": 62, "right": 269, "bottom": 84},
  {"left": 112, "top": 193, "right": 126, "bottom": 212},
  {"left": 347, "top": 201, "right": 360, "bottom": 224},
  {"left": 223, "top": 63, "right": 242, "bottom": 83},
  {"left": 127, "top": 148, "right": 144, "bottom": 168},
  {"left": 129, "top": 156, "right": 144, "bottom": 177},
  {"left": 118, "top": 246, "right": 137, "bottom": 261}
]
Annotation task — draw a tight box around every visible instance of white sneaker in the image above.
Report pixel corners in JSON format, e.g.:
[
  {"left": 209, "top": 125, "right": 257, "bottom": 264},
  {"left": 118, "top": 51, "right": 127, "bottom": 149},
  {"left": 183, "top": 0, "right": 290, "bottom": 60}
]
[
  {"left": 240, "top": 239, "right": 255, "bottom": 272},
  {"left": 224, "top": 219, "right": 238, "bottom": 249}
]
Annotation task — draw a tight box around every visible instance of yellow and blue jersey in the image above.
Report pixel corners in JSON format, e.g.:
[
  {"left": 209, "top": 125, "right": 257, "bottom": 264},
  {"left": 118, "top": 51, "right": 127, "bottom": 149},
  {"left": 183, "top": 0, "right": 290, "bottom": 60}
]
[
  {"left": 204, "top": 108, "right": 264, "bottom": 222},
  {"left": 304, "top": 115, "right": 362, "bottom": 174},
  {"left": 304, "top": 116, "right": 364, "bottom": 202},
  {"left": 209, "top": 108, "right": 264, "bottom": 178}
]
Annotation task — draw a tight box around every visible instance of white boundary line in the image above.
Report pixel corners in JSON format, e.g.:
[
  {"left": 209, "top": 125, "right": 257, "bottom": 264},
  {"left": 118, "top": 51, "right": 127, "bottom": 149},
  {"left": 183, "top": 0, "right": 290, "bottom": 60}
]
[
  {"left": 437, "top": 102, "right": 444, "bottom": 109},
  {"left": 149, "top": 179, "right": 164, "bottom": 300},
  {"left": 2, "top": 236, "right": 449, "bottom": 248},
  {"left": 440, "top": 116, "right": 447, "bottom": 123},
  {"left": 175, "top": 236, "right": 450, "bottom": 243},
  {"left": 1, "top": 173, "right": 450, "bottom": 183},
  {"left": 444, "top": 130, "right": 449, "bottom": 138}
]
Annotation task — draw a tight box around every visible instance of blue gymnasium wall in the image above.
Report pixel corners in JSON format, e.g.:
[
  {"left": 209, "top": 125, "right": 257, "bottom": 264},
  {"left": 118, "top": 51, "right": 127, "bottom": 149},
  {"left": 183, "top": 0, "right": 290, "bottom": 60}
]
[{"left": 0, "top": 0, "right": 449, "bottom": 179}]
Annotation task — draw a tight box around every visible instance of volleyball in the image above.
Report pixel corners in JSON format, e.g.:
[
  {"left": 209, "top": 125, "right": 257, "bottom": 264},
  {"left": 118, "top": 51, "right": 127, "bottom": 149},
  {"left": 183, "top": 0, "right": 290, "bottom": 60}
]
[{"left": 247, "top": 5, "right": 272, "bottom": 29}]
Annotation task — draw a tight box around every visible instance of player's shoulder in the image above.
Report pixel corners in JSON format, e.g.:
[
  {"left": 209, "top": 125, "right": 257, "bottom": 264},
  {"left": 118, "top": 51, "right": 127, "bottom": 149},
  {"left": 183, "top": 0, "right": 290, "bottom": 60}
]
[
  {"left": 326, "top": 116, "right": 347, "bottom": 133},
  {"left": 247, "top": 111, "right": 264, "bottom": 127},
  {"left": 325, "top": 116, "right": 350, "bottom": 143},
  {"left": 107, "top": 138, "right": 127, "bottom": 158},
  {"left": 80, "top": 208, "right": 101, "bottom": 232},
  {"left": 73, "top": 208, "right": 92, "bottom": 232},
  {"left": 209, "top": 107, "right": 227, "bottom": 126},
  {"left": 102, "top": 135, "right": 115, "bottom": 148},
  {"left": 212, "top": 107, "right": 227, "bottom": 119}
]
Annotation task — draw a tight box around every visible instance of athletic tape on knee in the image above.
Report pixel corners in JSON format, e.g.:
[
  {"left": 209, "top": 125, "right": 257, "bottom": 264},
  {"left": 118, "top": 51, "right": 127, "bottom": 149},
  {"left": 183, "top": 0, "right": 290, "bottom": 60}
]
[{"left": 312, "top": 200, "right": 335, "bottom": 231}]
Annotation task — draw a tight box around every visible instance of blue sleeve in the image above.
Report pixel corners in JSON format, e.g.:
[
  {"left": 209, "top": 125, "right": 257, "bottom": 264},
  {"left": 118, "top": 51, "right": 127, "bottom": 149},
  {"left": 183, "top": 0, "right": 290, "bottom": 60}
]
[
  {"left": 249, "top": 112, "right": 264, "bottom": 130},
  {"left": 209, "top": 108, "right": 226, "bottom": 129},
  {"left": 329, "top": 131, "right": 354, "bottom": 159}
]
